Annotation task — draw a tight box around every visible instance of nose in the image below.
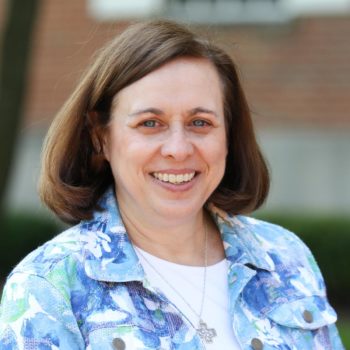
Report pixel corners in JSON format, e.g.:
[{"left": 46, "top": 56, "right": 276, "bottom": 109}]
[{"left": 161, "top": 125, "right": 194, "bottom": 161}]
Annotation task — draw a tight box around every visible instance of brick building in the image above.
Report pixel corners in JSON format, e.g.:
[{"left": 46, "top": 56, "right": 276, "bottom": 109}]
[{"left": 1, "top": 0, "right": 350, "bottom": 213}]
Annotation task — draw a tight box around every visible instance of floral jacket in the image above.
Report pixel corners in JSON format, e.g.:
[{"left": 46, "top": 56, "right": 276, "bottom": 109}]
[{"left": 0, "top": 188, "right": 344, "bottom": 349}]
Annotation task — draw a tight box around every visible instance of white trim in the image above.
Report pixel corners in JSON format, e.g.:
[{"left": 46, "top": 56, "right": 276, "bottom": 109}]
[
  {"left": 87, "top": 0, "right": 165, "bottom": 21},
  {"left": 285, "top": 0, "right": 350, "bottom": 16},
  {"left": 87, "top": 0, "right": 350, "bottom": 23},
  {"left": 166, "top": 1, "right": 289, "bottom": 25}
]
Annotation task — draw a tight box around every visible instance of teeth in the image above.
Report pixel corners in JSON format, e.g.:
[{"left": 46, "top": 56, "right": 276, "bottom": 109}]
[{"left": 153, "top": 172, "right": 195, "bottom": 184}]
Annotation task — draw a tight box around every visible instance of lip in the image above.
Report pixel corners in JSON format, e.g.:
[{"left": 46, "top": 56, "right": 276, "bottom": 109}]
[
  {"left": 151, "top": 168, "right": 197, "bottom": 175},
  {"left": 149, "top": 169, "right": 199, "bottom": 192}
]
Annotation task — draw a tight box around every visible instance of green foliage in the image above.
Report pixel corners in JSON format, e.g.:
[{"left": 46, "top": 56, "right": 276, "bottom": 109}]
[
  {"left": 338, "top": 318, "right": 350, "bottom": 349},
  {"left": 255, "top": 213, "right": 350, "bottom": 309},
  {"left": 0, "top": 211, "right": 63, "bottom": 278}
]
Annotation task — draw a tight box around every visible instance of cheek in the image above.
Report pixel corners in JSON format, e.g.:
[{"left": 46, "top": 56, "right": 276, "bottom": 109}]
[
  {"left": 106, "top": 127, "right": 130, "bottom": 157},
  {"left": 201, "top": 146, "right": 226, "bottom": 182},
  {"left": 208, "top": 139, "right": 227, "bottom": 178},
  {"left": 103, "top": 131, "right": 127, "bottom": 171},
  {"left": 108, "top": 132, "right": 157, "bottom": 171},
  {"left": 207, "top": 136, "right": 227, "bottom": 161}
]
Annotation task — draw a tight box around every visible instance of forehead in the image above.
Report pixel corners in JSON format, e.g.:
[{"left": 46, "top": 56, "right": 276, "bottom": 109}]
[{"left": 112, "top": 57, "right": 224, "bottom": 109}]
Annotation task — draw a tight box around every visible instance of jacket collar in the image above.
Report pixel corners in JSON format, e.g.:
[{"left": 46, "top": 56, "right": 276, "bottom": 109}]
[
  {"left": 81, "top": 188, "right": 274, "bottom": 283},
  {"left": 81, "top": 187, "right": 144, "bottom": 283},
  {"left": 207, "top": 204, "right": 275, "bottom": 272}
]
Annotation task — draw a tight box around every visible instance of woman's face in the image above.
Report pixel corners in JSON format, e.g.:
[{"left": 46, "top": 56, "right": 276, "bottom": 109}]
[{"left": 104, "top": 57, "right": 227, "bottom": 223}]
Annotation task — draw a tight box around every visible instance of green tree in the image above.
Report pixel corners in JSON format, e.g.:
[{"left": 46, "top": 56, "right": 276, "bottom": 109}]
[{"left": 0, "top": 0, "right": 41, "bottom": 221}]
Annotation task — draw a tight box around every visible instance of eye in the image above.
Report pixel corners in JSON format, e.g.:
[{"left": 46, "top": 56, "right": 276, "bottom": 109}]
[
  {"left": 140, "top": 120, "right": 159, "bottom": 128},
  {"left": 191, "top": 119, "right": 211, "bottom": 127}
]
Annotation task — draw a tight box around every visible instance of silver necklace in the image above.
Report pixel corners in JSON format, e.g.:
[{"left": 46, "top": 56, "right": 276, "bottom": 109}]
[{"left": 135, "top": 224, "right": 217, "bottom": 344}]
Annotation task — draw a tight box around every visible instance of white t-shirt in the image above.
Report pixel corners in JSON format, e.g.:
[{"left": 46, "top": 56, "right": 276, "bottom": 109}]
[{"left": 135, "top": 247, "right": 241, "bottom": 349}]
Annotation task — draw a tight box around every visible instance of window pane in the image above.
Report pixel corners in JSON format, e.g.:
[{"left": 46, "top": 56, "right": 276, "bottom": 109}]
[{"left": 87, "top": 0, "right": 165, "bottom": 20}]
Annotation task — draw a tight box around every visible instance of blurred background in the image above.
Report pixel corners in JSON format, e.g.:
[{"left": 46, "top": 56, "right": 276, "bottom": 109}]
[{"left": 0, "top": 0, "right": 349, "bottom": 345}]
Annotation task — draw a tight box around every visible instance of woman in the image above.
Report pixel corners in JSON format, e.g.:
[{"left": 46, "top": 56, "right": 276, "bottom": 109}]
[{"left": 0, "top": 20, "right": 344, "bottom": 349}]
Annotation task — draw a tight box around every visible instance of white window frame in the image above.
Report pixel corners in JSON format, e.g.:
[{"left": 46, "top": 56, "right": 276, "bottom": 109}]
[
  {"left": 165, "top": 0, "right": 288, "bottom": 24},
  {"left": 87, "top": 0, "right": 350, "bottom": 24},
  {"left": 87, "top": 0, "right": 165, "bottom": 21}
]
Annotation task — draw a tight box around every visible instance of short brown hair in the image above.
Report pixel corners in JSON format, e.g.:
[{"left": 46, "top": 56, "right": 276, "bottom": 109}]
[{"left": 39, "top": 20, "right": 269, "bottom": 224}]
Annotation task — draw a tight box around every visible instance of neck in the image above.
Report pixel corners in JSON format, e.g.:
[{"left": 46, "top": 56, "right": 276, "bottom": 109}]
[{"left": 118, "top": 202, "right": 225, "bottom": 266}]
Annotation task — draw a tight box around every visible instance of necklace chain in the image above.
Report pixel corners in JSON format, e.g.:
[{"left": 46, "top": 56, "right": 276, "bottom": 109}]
[{"left": 134, "top": 222, "right": 217, "bottom": 344}]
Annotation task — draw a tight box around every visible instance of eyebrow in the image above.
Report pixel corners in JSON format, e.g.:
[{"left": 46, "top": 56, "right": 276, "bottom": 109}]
[
  {"left": 128, "top": 108, "right": 164, "bottom": 117},
  {"left": 128, "top": 107, "right": 218, "bottom": 118},
  {"left": 188, "top": 107, "right": 218, "bottom": 118}
]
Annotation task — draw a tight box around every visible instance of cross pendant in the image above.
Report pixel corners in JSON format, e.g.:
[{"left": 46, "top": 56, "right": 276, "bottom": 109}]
[{"left": 197, "top": 320, "right": 217, "bottom": 344}]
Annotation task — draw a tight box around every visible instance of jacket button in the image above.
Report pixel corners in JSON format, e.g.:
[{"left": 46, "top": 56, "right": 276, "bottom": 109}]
[
  {"left": 112, "top": 338, "right": 126, "bottom": 350},
  {"left": 251, "top": 337, "right": 263, "bottom": 350},
  {"left": 303, "top": 310, "right": 313, "bottom": 323}
]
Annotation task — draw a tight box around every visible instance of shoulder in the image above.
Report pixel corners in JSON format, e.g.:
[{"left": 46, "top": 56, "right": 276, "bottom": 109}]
[
  {"left": 0, "top": 225, "right": 86, "bottom": 348},
  {"left": 212, "top": 204, "right": 311, "bottom": 254},
  {"left": 238, "top": 215, "right": 311, "bottom": 254},
  {"left": 235, "top": 215, "right": 327, "bottom": 296},
  {"left": 8, "top": 224, "right": 83, "bottom": 283},
  {"left": 238, "top": 215, "right": 317, "bottom": 266},
  {"left": 210, "top": 205, "right": 318, "bottom": 272},
  {"left": 1, "top": 224, "right": 85, "bottom": 323},
  {"left": 213, "top": 209, "right": 327, "bottom": 295}
]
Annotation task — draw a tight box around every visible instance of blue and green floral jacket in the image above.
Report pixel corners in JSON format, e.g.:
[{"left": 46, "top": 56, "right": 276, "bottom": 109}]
[{"left": 0, "top": 188, "right": 344, "bottom": 349}]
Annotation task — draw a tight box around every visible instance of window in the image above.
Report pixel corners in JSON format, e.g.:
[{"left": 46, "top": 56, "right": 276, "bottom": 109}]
[
  {"left": 87, "top": 0, "right": 287, "bottom": 24},
  {"left": 88, "top": 0, "right": 350, "bottom": 23},
  {"left": 87, "top": 0, "right": 165, "bottom": 21},
  {"left": 165, "top": 0, "right": 286, "bottom": 24}
]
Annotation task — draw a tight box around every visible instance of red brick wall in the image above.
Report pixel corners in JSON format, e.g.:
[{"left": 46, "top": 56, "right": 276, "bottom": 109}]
[
  {"left": 219, "top": 16, "right": 350, "bottom": 127},
  {"left": 23, "top": 0, "right": 127, "bottom": 125},
  {"left": 1, "top": 0, "right": 349, "bottom": 128}
]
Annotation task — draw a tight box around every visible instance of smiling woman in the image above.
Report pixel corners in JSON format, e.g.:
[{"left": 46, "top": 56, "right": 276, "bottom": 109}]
[
  {"left": 104, "top": 57, "right": 227, "bottom": 225},
  {"left": 0, "top": 20, "right": 345, "bottom": 350}
]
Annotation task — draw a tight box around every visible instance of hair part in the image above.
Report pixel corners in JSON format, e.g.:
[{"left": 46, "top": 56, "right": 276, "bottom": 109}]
[{"left": 39, "top": 20, "right": 269, "bottom": 224}]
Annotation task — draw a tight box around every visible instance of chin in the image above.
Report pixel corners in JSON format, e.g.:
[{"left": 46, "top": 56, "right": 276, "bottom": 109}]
[{"left": 152, "top": 199, "right": 204, "bottom": 221}]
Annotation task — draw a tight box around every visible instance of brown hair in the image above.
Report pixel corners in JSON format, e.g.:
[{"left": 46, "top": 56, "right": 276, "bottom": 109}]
[{"left": 39, "top": 20, "right": 269, "bottom": 224}]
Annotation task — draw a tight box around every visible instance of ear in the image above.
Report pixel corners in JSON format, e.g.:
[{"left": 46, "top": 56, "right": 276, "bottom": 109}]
[
  {"left": 87, "top": 111, "right": 110, "bottom": 161},
  {"left": 101, "top": 130, "right": 110, "bottom": 162}
]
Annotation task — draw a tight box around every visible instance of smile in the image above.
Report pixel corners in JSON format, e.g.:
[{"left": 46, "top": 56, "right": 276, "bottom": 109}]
[{"left": 152, "top": 172, "right": 196, "bottom": 184}]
